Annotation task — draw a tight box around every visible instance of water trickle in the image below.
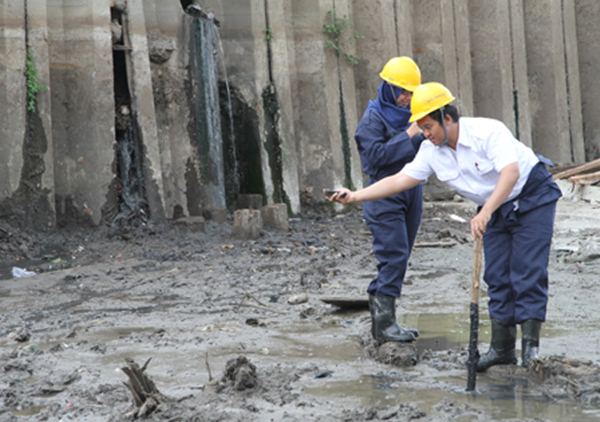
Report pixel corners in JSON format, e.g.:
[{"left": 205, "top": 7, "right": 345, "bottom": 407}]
[
  {"left": 189, "top": 17, "right": 226, "bottom": 210},
  {"left": 113, "top": 120, "right": 148, "bottom": 227},
  {"left": 216, "top": 28, "right": 239, "bottom": 198}
]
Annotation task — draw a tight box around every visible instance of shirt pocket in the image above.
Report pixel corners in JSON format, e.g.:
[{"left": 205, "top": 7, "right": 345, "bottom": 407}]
[
  {"left": 435, "top": 168, "right": 460, "bottom": 182},
  {"left": 473, "top": 159, "right": 495, "bottom": 175}
]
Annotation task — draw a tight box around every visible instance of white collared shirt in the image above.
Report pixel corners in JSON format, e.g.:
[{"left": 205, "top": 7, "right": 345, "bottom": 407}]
[{"left": 401, "top": 117, "right": 539, "bottom": 206}]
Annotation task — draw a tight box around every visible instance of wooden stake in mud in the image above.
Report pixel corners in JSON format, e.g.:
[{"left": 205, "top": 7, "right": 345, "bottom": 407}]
[{"left": 466, "top": 238, "right": 483, "bottom": 391}]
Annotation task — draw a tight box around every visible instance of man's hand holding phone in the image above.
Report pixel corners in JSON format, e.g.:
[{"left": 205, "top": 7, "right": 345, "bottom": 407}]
[{"left": 323, "top": 188, "right": 353, "bottom": 204}]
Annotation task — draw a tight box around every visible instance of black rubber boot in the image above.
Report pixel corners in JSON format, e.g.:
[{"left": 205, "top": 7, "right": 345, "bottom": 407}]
[
  {"left": 370, "top": 294, "right": 418, "bottom": 344},
  {"left": 476, "top": 319, "right": 517, "bottom": 372},
  {"left": 368, "top": 294, "right": 376, "bottom": 339},
  {"left": 521, "top": 319, "right": 542, "bottom": 367}
]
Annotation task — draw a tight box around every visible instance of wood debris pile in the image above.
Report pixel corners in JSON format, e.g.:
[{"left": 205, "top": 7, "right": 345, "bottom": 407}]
[{"left": 552, "top": 158, "right": 600, "bottom": 185}]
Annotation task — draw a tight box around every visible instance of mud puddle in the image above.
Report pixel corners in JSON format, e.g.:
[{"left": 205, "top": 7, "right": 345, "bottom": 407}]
[{"left": 306, "top": 374, "right": 600, "bottom": 421}]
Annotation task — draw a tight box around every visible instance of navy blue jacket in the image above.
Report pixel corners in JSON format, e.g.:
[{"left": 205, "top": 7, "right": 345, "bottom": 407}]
[{"left": 355, "top": 105, "right": 425, "bottom": 183}]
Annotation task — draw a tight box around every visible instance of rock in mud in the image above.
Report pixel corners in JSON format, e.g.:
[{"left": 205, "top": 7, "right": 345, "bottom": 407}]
[
  {"left": 8, "top": 327, "right": 31, "bottom": 342},
  {"left": 374, "top": 342, "right": 418, "bottom": 367},
  {"left": 342, "top": 403, "right": 426, "bottom": 421},
  {"left": 359, "top": 327, "right": 418, "bottom": 367},
  {"left": 432, "top": 398, "right": 483, "bottom": 420},
  {"left": 287, "top": 293, "right": 308, "bottom": 305},
  {"left": 221, "top": 356, "right": 258, "bottom": 391}
]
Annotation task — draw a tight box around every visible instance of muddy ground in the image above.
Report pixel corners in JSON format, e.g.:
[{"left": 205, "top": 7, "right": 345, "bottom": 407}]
[{"left": 1, "top": 198, "right": 600, "bottom": 421}]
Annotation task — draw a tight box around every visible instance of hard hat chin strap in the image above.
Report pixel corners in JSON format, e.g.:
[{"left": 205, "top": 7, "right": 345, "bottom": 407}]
[{"left": 440, "top": 108, "right": 449, "bottom": 146}]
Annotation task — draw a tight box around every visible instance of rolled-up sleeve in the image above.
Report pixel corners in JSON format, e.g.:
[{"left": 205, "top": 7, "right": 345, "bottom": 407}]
[
  {"left": 485, "top": 122, "right": 519, "bottom": 172},
  {"left": 400, "top": 145, "right": 433, "bottom": 181}
]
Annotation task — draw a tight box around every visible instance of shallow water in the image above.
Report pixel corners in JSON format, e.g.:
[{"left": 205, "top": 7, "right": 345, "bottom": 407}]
[{"left": 306, "top": 374, "right": 600, "bottom": 422}]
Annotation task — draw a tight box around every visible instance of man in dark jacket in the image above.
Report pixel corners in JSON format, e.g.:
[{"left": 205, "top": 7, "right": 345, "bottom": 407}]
[{"left": 354, "top": 57, "right": 426, "bottom": 344}]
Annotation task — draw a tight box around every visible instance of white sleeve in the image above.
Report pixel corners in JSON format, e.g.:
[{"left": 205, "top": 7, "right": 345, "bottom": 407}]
[
  {"left": 485, "top": 122, "right": 519, "bottom": 171},
  {"left": 400, "top": 145, "right": 433, "bottom": 181}
]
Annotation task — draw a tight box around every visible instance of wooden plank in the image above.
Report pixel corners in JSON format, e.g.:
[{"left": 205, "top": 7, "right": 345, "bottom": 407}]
[
  {"left": 319, "top": 296, "right": 369, "bottom": 310},
  {"left": 414, "top": 240, "right": 457, "bottom": 248},
  {"left": 553, "top": 158, "right": 600, "bottom": 179},
  {"left": 569, "top": 170, "right": 600, "bottom": 185}
]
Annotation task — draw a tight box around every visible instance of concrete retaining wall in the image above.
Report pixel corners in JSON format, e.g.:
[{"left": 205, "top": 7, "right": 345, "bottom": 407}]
[
  {"left": 1, "top": 0, "right": 598, "bottom": 228},
  {"left": 0, "top": 1, "right": 27, "bottom": 201}
]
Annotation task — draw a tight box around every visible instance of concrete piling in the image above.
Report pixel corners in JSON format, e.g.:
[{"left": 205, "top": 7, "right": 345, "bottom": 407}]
[
  {"left": 236, "top": 194, "right": 264, "bottom": 210},
  {"left": 0, "top": 0, "right": 27, "bottom": 201},
  {"left": 261, "top": 203, "right": 289, "bottom": 231},
  {"left": 233, "top": 209, "right": 263, "bottom": 239},
  {"left": 49, "top": 0, "right": 115, "bottom": 225},
  {"left": 573, "top": 0, "right": 600, "bottom": 161},
  {"left": 468, "top": 0, "right": 532, "bottom": 143},
  {"left": 1, "top": 0, "right": 599, "bottom": 229},
  {"left": 523, "top": 0, "right": 583, "bottom": 164},
  {"left": 351, "top": 0, "right": 398, "bottom": 112}
]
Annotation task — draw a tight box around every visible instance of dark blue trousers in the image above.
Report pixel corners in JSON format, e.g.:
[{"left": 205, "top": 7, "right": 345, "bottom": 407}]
[
  {"left": 363, "top": 186, "right": 423, "bottom": 297},
  {"left": 482, "top": 163, "right": 561, "bottom": 325},
  {"left": 483, "top": 200, "right": 556, "bottom": 324}
]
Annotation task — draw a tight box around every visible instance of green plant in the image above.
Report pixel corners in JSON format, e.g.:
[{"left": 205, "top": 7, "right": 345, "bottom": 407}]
[
  {"left": 323, "top": 10, "right": 362, "bottom": 65},
  {"left": 264, "top": 27, "right": 273, "bottom": 43},
  {"left": 25, "top": 52, "right": 46, "bottom": 113}
]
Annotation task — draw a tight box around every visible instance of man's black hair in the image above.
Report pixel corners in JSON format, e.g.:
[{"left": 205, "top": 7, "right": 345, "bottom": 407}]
[{"left": 430, "top": 104, "right": 459, "bottom": 125}]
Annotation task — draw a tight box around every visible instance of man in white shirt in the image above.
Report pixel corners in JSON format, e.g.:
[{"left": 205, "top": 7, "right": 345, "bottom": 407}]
[{"left": 330, "top": 82, "right": 562, "bottom": 371}]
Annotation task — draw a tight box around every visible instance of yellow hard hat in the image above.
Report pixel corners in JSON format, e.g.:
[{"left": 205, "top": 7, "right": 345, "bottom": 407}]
[
  {"left": 409, "top": 82, "right": 455, "bottom": 122},
  {"left": 379, "top": 56, "right": 421, "bottom": 92}
]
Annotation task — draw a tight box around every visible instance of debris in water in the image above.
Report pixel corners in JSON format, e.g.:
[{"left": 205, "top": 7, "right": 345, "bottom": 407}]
[
  {"left": 221, "top": 356, "right": 257, "bottom": 391},
  {"left": 8, "top": 327, "right": 31, "bottom": 342},
  {"left": 287, "top": 293, "right": 308, "bottom": 305},
  {"left": 121, "top": 358, "right": 166, "bottom": 418},
  {"left": 11, "top": 266, "right": 36, "bottom": 278},
  {"left": 320, "top": 295, "right": 369, "bottom": 310},
  {"left": 449, "top": 213, "right": 467, "bottom": 223},
  {"left": 314, "top": 370, "right": 333, "bottom": 379}
]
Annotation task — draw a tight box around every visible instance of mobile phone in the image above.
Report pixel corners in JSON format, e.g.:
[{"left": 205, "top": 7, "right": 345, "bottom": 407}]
[{"left": 323, "top": 189, "right": 347, "bottom": 198}]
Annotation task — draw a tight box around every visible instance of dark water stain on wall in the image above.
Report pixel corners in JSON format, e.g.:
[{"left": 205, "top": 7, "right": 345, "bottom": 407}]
[
  {"left": 262, "top": 83, "right": 289, "bottom": 208},
  {"left": 0, "top": 109, "right": 54, "bottom": 230},
  {"left": 219, "top": 83, "right": 265, "bottom": 209}
]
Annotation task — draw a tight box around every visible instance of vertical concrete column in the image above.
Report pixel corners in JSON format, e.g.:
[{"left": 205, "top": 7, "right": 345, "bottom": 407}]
[
  {"left": 126, "top": 0, "right": 167, "bottom": 219},
  {"left": 351, "top": 0, "right": 398, "bottom": 111},
  {"left": 562, "top": 0, "right": 584, "bottom": 163},
  {"left": 50, "top": 0, "right": 115, "bottom": 225},
  {"left": 28, "top": 0, "right": 55, "bottom": 218},
  {"left": 332, "top": 0, "right": 362, "bottom": 190},
  {"left": 394, "top": 0, "right": 414, "bottom": 56},
  {"left": 0, "top": 0, "right": 26, "bottom": 200},
  {"left": 264, "top": 0, "right": 301, "bottom": 213},
  {"left": 47, "top": 0, "right": 68, "bottom": 209},
  {"left": 523, "top": 0, "right": 582, "bottom": 164},
  {"left": 509, "top": 0, "right": 533, "bottom": 147},
  {"left": 291, "top": 0, "right": 362, "bottom": 195},
  {"left": 412, "top": 0, "right": 444, "bottom": 84},
  {"left": 468, "top": 1, "right": 515, "bottom": 124},
  {"left": 451, "top": 0, "right": 473, "bottom": 115},
  {"left": 412, "top": 0, "right": 473, "bottom": 114},
  {"left": 144, "top": 0, "right": 195, "bottom": 217},
  {"left": 575, "top": 0, "right": 600, "bottom": 160}
]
